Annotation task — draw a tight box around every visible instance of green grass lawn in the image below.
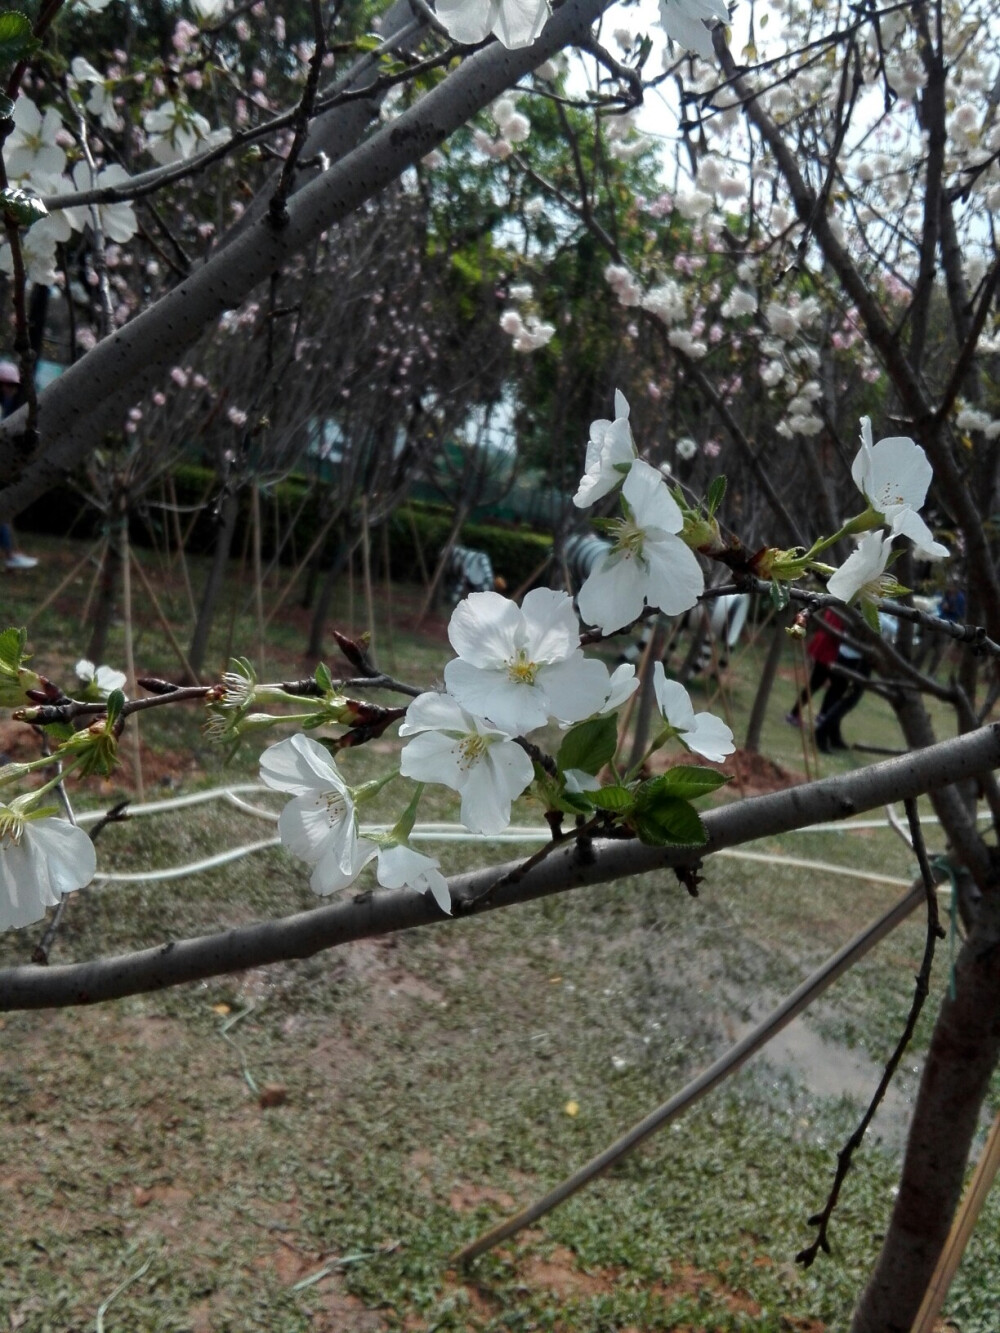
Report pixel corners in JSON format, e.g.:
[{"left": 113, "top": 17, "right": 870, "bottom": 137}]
[{"left": 0, "top": 535, "right": 997, "bottom": 1331}]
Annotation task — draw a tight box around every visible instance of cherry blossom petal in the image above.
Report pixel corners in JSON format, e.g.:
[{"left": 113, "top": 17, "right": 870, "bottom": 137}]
[
  {"left": 519, "top": 588, "right": 582, "bottom": 662},
  {"left": 27, "top": 818, "right": 98, "bottom": 895},
  {"left": 683, "top": 712, "right": 736, "bottom": 762},
  {"left": 642, "top": 536, "right": 705, "bottom": 616},
  {"left": 0, "top": 816, "right": 96, "bottom": 931},
  {"left": 310, "top": 836, "right": 377, "bottom": 896},
  {"left": 536, "top": 657, "right": 613, "bottom": 724},
  {"left": 377, "top": 844, "right": 451, "bottom": 915},
  {"left": 467, "top": 747, "right": 534, "bottom": 832},
  {"left": 444, "top": 657, "right": 551, "bottom": 733},
  {"left": 827, "top": 532, "right": 894, "bottom": 604},
  {"left": 260, "top": 733, "right": 347, "bottom": 797},
  {"left": 652, "top": 666, "right": 696, "bottom": 730},
  {"left": 577, "top": 555, "right": 647, "bottom": 634},
  {"left": 447, "top": 591, "right": 522, "bottom": 668},
  {"left": 885, "top": 506, "right": 949, "bottom": 560},
  {"left": 622, "top": 458, "right": 685, "bottom": 533},
  {"left": 659, "top": 0, "right": 728, "bottom": 59}
]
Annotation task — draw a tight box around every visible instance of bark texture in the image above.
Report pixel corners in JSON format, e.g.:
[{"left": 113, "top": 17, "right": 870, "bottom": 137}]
[{"left": 851, "top": 891, "right": 1000, "bottom": 1332}]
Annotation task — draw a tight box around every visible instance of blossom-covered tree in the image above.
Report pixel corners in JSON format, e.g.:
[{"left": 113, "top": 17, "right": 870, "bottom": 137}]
[{"left": 3, "top": 2, "right": 1000, "bottom": 1329}]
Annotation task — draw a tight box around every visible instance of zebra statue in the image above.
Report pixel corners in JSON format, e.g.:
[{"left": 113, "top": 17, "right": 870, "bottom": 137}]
[
  {"left": 557, "top": 531, "right": 750, "bottom": 673},
  {"left": 441, "top": 545, "right": 501, "bottom": 604},
  {"left": 558, "top": 531, "right": 613, "bottom": 597}
]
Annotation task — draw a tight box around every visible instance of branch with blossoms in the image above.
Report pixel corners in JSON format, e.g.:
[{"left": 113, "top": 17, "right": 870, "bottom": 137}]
[
  {"left": 0, "top": 390, "right": 962, "bottom": 943},
  {"left": 2, "top": 724, "right": 998, "bottom": 1012}
]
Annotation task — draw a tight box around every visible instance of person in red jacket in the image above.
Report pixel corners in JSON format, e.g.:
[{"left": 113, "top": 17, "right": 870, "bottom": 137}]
[{"left": 786, "top": 608, "right": 843, "bottom": 725}]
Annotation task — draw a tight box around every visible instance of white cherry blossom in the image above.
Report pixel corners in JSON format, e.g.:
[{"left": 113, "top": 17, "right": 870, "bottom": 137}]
[
  {"left": 436, "top": 0, "right": 550, "bottom": 49},
  {"left": 0, "top": 215, "right": 69, "bottom": 285},
  {"left": 143, "top": 100, "right": 224, "bottom": 165},
  {"left": 398, "top": 692, "right": 534, "bottom": 835},
  {"left": 70, "top": 57, "right": 124, "bottom": 132},
  {"left": 75, "top": 659, "right": 127, "bottom": 698},
  {"left": 0, "top": 804, "right": 97, "bottom": 932},
  {"left": 259, "top": 735, "right": 376, "bottom": 895},
  {"left": 573, "top": 390, "right": 637, "bottom": 508},
  {"left": 827, "top": 531, "right": 896, "bottom": 608},
  {"left": 66, "top": 163, "right": 138, "bottom": 243},
  {"left": 376, "top": 844, "right": 451, "bottom": 915},
  {"left": 577, "top": 459, "right": 705, "bottom": 634},
  {"left": 601, "top": 663, "right": 639, "bottom": 712},
  {"left": 652, "top": 665, "right": 735, "bottom": 762},
  {"left": 659, "top": 0, "right": 729, "bottom": 60},
  {"left": 443, "top": 589, "right": 611, "bottom": 735},
  {"left": 4, "top": 97, "right": 66, "bottom": 188},
  {"left": 852, "top": 418, "right": 949, "bottom": 559}
]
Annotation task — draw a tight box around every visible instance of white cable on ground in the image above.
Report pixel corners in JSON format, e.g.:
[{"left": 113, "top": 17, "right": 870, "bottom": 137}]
[
  {"left": 72, "top": 782, "right": 992, "bottom": 835},
  {"left": 89, "top": 825, "right": 916, "bottom": 889}
]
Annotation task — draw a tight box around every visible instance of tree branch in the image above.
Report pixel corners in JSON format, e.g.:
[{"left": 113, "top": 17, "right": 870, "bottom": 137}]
[
  {"left": 2, "top": 724, "right": 998, "bottom": 1011},
  {"left": 0, "top": 0, "right": 620, "bottom": 521}
]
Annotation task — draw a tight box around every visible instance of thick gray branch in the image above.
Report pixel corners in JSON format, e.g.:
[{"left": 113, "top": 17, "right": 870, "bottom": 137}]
[
  {"left": 0, "top": 0, "right": 617, "bottom": 521},
  {"left": 2, "top": 723, "right": 998, "bottom": 1011}
]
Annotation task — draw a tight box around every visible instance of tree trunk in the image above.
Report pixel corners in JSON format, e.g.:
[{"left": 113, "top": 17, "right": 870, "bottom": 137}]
[
  {"left": 744, "top": 611, "right": 786, "bottom": 754},
  {"left": 849, "top": 689, "right": 998, "bottom": 1325},
  {"left": 306, "top": 538, "right": 353, "bottom": 659},
  {"left": 851, "top": 889, "right": 1000, "bottom": 1332},
  {"left": 86, "top": 495, "right": 126, "bottom": 664},
  {"left": 186, "top": 488, "right": 240, "bottom": 682}
]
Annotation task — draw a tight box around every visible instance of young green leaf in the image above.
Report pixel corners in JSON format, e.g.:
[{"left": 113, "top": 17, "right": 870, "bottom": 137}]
[
  {"left": 0, "top": 11, "right": 38, "bottom": 64},
  {"left": 706, "top": 475, "right": 727, "bottom": 516},
  {"left": 0, "top": 187, "right": 46, "bottom": 229},
  {"left": 315, "top": 661, "right": 334, "bottom": 694},
  {"left": 104, "top": 689, "right": 126, "bottom": 727},
  {"left": 631, "top": 784, "right": 707, "bottom": 846},
  {"left": 649, "top": 765, "right": 730, "bottom": 801},
  {"left": 590, "top": 784, "right": 634, "bottom": 813},
  {"left": 0, "top": 625, "right": 27, "bottom": 677},
  {"left": 557, "top": 714, "right": 618, "bottom": 776}
]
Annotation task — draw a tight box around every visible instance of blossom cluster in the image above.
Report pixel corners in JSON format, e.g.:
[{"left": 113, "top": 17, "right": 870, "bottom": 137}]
[{"left": 435, "top": 0, "right": 729, "bottom": 56}]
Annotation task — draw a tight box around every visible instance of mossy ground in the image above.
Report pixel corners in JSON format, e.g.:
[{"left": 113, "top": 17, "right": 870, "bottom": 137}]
[{"left": 0, "top": 535, "right": 997, "bottom": 1331}]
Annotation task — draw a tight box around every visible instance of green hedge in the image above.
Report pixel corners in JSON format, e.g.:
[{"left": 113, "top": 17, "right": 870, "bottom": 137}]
[{"left": 18, "top": 465, "right": 555, "bottom": 592}]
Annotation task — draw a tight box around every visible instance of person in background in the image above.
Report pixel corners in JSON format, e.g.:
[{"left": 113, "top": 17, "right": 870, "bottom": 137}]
[
  {"left": 813, "top": 613, "right": 894, "bottom": 753},
  {"left": 814, "top": 637, "right": 870, "bottom": 752},
  {"left": 0, "top": 360, "right": 39, "bottom": 570},
  {"left": 786, "top": 607, "right": 843, "bottom": 726}
]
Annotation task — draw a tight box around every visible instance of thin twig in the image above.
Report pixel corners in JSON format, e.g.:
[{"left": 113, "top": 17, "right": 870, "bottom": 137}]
[{"left": 795, "top": 798, "right": 944, "bottom": 1266}]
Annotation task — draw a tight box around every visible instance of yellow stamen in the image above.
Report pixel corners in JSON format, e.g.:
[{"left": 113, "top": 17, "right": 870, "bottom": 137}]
[{"left": 458, "top": 733, "right": 488, "bottom": 770}]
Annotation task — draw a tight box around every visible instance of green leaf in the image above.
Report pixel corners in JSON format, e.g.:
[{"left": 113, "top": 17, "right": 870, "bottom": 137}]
[
  {"left": 314, "top": 661, "right": 333, "bottom": 694},
  {"left": 649, "top": 765, "right": 730, "bottom": 801},
  {"left": 769, "top": 579, "right": 790, "bottom": 611},
  {"left": 104, "top": 688, "right": 125, "bottom": 726},
  {"left": 558, "top": 790, "right": 595, "bottom": 816},
  {"left": 0, "top": 11, "right": 37, "bottom": 64},
  {"left": 1, "top": 187, "right": 48, "bottom": 228},
  {"left": 557, "top": 714, "right": 618, "bottom": 776},
  {"left": 860, "top": 597, "right": 881, "bottom": 633},
  {"left": 706, "top": 475, "right": 727, "bottom": 516},
  {"left": 590, "top": 784, "right": 634, "bottom": 813},
  {"left": 0, "top": 625, "right": 27, "bottom": 676},
  {"left": 632, "top": 781, "right": 708, "bottom": 846}
]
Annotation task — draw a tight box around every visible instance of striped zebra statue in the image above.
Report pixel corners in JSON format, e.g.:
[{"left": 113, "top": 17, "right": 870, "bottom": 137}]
[{"left": 442, "top": 545, "right": 501, "bottom": 604}]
